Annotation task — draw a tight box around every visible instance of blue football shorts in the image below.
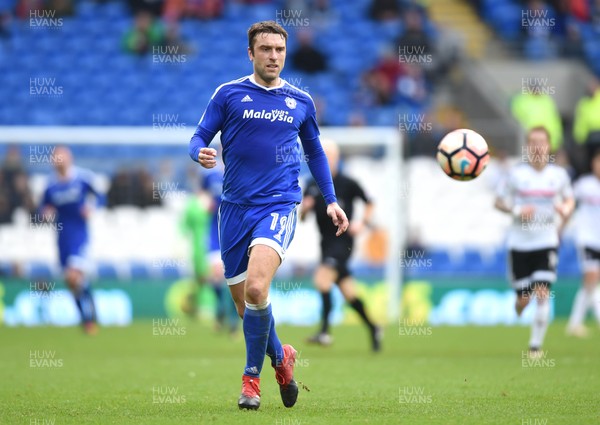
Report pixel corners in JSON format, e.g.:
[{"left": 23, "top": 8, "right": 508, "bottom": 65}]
[{"left": 218, "top": 200, "right": 299, "bottom": 285}]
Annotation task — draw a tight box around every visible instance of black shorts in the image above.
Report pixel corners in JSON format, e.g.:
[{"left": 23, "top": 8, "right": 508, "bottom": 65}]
[
  {"left": 509, "top": 248, "right": 557, "bottom": 295},
  {"left": 321, "top": 237, "right": 353, "bottom": 283},
  {"left": 580, "top": 246, "right": 600, "bottom": 272}
]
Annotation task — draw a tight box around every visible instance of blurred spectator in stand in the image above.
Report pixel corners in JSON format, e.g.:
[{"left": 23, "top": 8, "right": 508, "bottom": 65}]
[
  {"left": 360, "top": 48, "right": 404, "bottom": 106},
  {"left": 163, "top": 0, "right": 223, "bottom": 21},
  {"left": 15, "top": 0, "right": 44, "bottom": 19},
  {"left": 46, "top": 0, "right": 74, "bottom": 17},
  {"left": 107, "top": 168, "right": 163, "bottom": 208},
  {"left": 369, "top": 0, "right": 401, "bottom": 21},
  {"left": 569, "top": 0, "right": 590, "bottom": 22},
  {"left": 521, "top": 0, "right": 560, "bottom": 59},
  {"left": 511, "top": 79, "right": 563, "bottom": 152},
  {"left": 312, "top": 96, "right": 328, "bottom": 126},
  {"left": 284, "top": 0, "right": 332, "bottom": 27},
  {"left": 397, "top": 6, "right": 458, "bottom": 80},
  {"left": 396, "top": 62, "right": 428, "bottom": 110},
  {"left": 135, "top": 168, "right": 162, "bottom": 207},
  {"left": 107, "top": 169, "right": 135, "bottom": 208},
  {"left": 129, "top": 0, "right": 164, "bottom": 17},
  {"left": 397, "top": 8, "right": 432, "bottom": 61},
  {"left": 122, "top": 11, "right": 165, "bottom": 55},
  {"left": 162, "top": 20, "right": 192, "bottom": 54},
  {"left": 0, "top": 146, "right": 34, "bottom": 223},
  {"left": 592, "top": 0, "right": 600, "bottom": 30},
  {"left": 290, "top": 30, "right": 327, "bottom": 74},
  {"left": 561, "top": 19, "right": 584, "bottom": 58},
  {"left": 0, "top": 11, "right": 11, "bottom": 43},
  {"left": 573, "top": 77, "right": 600, "bottom": 172}
]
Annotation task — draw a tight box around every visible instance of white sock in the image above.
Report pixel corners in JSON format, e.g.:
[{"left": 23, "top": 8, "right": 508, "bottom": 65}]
[
  {"left": 567, "top": 288, "right": 588, "bottom": 329},
  {"left": 529, "top": 298, "right": 550, "bottom": 349},
  {"left": 592, "top": 286, "right": 600, "bottom": 324}
]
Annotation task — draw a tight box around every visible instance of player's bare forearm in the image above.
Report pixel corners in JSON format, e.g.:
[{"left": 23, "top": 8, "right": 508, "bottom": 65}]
[
  {"left": 363, "top": 202, "right": 374, "bottom": 227},
  {"left": 326, "top": 202, "right": 349, "bottom": 236},
  {"left": 555, "top": 197, "right": 575, "bottom": 222},
  {"left": 494, "top": 198, "right": 512, "bottom": 214}
]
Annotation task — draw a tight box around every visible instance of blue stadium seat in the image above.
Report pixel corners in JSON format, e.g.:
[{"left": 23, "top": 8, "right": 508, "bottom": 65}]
[
  {"left": 25, "top": 262, "right": 54, "bottom": 279},
  {"left": 96, "top": 262, "right": 119, "bottom": 280},
  {"left": 130, "top": 262, "right": 151, "bottom": 279}
]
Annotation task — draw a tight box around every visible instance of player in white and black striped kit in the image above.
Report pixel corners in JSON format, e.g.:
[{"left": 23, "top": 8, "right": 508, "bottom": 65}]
[
  {"left": 495, "top": 127, "right": 575, "bottom": 356},
  {"left": 567, "top": 149, "right": 600, "bottom": 336}
]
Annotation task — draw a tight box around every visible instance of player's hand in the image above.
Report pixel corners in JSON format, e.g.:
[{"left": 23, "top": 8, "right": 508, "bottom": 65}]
[
  {"left": 80, "top": 205, "right": 91, "bottom": 220},
  {"left": 41, "top": 207, "right": 55, "bottom": 222},
  {"left": 326, "top": 202, "right": 349, "bottom": 236},
  {"left": 554, "top": 202, "right": 570, "bottom": 221},
  {"left": 514, "top": 205, "right": 535, "bottom": 222},
  {"left": 348, "top": 220, "right": 364, "bottom": 236},
  {"left": 198, "top": 148, "right": 217, "bottom": 169}
]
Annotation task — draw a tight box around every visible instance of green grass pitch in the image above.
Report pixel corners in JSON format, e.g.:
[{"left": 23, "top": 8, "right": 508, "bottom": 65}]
[{"left": 1, "top": 321, "right": 599, "bottom": 425}]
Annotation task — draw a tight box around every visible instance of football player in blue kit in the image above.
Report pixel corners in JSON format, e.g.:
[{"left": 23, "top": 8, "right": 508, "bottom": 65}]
[
  {"left": 189, "top": 21, "right": 349, "bottom": 410},
  {"left": 202, "top": 166, "right": 239, "bottom": 334},
  {"left": 40, "top": 146, "right": 101, "bottom": 335}
]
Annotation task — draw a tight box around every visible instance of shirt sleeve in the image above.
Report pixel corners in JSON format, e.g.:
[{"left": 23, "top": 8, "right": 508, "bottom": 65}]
[
  {"left": 495, "top": 172, "right": 514, "bottom": 206},
  {"left": 189, "top": 88, "right": 227, "bottom": 162},
  {"left": 572, "top": 178, "right": 583, "bottom": 202},
  {"left": 299, "top": 98, "right": 337, "bottom": 205},
  {"left": 560, "top": 169, "right": 574, "bottom": 200},
  {"left": 352, "top": 178, "right": 371, "bottom": 204}
]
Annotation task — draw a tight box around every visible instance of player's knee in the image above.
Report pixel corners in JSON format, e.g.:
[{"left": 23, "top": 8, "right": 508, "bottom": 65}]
[
  {"left": 244, "top": 280, "right": 268, "bottom": 304},
  {"left": 64, "top": 269, "right": 82, "bottom": 291},
  {"left": 533, "top": 282, "right": 551, "bottom": 300},
  {"left": 516, "top": 294, "right": 529, "bottom": 308}
]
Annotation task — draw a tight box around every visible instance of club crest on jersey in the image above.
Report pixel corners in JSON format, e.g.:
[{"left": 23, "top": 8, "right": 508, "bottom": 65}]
[
  {"left": 242, "top": 108, "right": 294, "bottom": 123},
  {"left": 285, "top": 97, "right": 297, "bottom": 109}
]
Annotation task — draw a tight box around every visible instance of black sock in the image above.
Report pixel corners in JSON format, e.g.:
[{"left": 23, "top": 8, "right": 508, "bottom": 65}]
[
  {"left": 349, "top": 298, "right": 374, "bottom": 330},
  {"left": 320, "top": 291, "right": 332, "bottom": 334}
]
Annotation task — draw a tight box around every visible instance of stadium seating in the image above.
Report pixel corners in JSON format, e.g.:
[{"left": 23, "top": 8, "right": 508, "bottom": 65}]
[{"left": 0, "top": 0, "right": 443, "bottom": 126}]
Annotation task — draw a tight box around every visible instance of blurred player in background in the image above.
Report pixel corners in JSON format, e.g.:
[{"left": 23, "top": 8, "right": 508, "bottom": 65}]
[
  {"left": 40, "top": 146, "right": 100, "bottom": 335},
  {"left": 188, "top": 21, "right": 348, "bottom": 410},
  {"left": 494, "top": 127, "right": 574, "bottom": 356},
  {"left": 301, "top": 139, "right": 381, "bottom": 352},
  {"left": 567, "top": 149, "right": 600, "bottom": 337},
  {"left": 195, "top": 166, "right": 239, "bottom": 334}
]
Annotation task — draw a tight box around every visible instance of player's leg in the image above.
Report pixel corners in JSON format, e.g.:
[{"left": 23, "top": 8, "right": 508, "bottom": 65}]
[
  {"left": 209, "top": 252, "right": 239, "bottom": 334},
  {"left": 528, "top": 280, "right": 551, "bottom": 356},
  {"left": 567, "top": 248, "right": 600, "bottom": 336},
  {"left": 528, "top": 248, "right": 557, "bottom": 355},
  {"left": 64, "top": 262, "right": 97, "bottom": 334},
  {"left": 510, "top": 250, "right": 531, "bottom": 316},
  {"left": 222, "top": 201, "right": 300, "bottom": 409},
  {"left": 306, "top": 262, "right": 336, "bottom": 345},
  {"left": 246, "top": 202, "right": 300, "bottom": 408},
  {"left": 338, "top": 272, "right": 382, "bottom": 352}
]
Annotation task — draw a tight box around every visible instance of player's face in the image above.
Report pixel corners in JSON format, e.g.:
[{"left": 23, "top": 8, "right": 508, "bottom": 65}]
[
  {"left": 248, "top": 33, "right": 286, "bottom": 86},
  {"left": 52, "top": 147, "right": 72, "bottom": 173},
  {"left": 526, "top": 130, "right": 550, "bottom": 166},
  {"left": 593, "top": 154, "right": 600, "bottom": 179}
]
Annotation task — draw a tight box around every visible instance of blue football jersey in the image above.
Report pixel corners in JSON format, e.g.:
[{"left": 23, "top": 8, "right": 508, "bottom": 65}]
[
  {"left": 41, "top": 167, "right": 99, "bottom": 251},
  {"left": 189, "top": 75, "right": 336, "bottom": 206}
]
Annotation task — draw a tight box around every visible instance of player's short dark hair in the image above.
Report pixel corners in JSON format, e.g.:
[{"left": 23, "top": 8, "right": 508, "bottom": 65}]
[
  {"left": 527, "top": 126, "right": 551, "bottom": 143},
  {"left": 248, "top": 21, "right": 288, "bottom": 53}
]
